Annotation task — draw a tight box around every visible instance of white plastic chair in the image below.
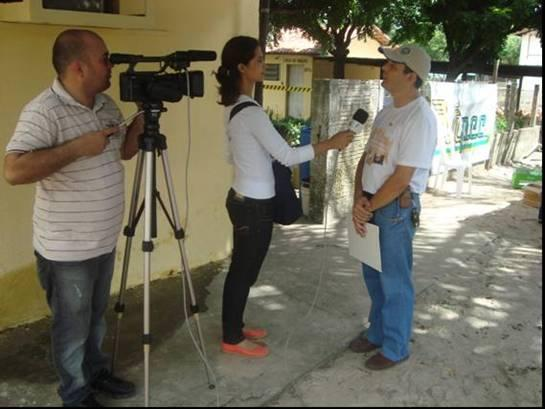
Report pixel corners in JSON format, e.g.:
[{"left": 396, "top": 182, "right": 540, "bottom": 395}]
[{"left": 433, "top": 129, "right": 472, "bottom": 198}]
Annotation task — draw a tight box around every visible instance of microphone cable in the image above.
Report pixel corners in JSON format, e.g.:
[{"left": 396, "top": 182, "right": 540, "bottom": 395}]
[
  {"left": 176, "top": 71, "right": 221, "bottom": 407},
  {"left": 282, "top": 132, "right": 353, "bottom": 371}
]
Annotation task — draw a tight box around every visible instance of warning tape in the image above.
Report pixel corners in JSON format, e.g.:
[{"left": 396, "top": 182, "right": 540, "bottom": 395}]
[{"left": 263, "top": 84, "right": 312, "bottom": 93}]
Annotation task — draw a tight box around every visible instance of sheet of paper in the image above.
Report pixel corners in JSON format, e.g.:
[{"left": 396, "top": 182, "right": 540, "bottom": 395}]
[{"left": 348, "top": 220, "right": 382, "bottom": 272}]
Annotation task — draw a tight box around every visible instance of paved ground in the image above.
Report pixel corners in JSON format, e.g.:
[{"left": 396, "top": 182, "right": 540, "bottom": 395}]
[{"left": 0, "top": 165, "right": 542, "bottom": 407}]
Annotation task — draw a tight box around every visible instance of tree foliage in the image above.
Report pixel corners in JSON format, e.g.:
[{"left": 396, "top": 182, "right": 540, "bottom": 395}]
[
  {"left": 389, "top": 0, "right": 542, "bottom": 80},
  {"left": 269, "top": 0, "right": 541, "bottom": 81},
  {"left": 270, "top": 0, "right": 392, "bottom": 78},
  {"left": 499, "top": 35, "right": 522, "bottom": 65}
]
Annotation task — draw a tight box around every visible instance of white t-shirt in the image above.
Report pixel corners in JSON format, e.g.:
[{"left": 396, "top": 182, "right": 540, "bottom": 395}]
[
  {"left": 225, "top": 95, "right": 315, "bottom": 199},
  {"left": 362, "top": 96, "right": 437, "bottom": 195},
  {"left": 6, "top": 79, "right": 126, "bottom": 262}
]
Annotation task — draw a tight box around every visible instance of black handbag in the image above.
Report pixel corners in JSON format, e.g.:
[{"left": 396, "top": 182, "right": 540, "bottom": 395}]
[{"left": 229, "top": 102, "right": 303, "bottom": 225}]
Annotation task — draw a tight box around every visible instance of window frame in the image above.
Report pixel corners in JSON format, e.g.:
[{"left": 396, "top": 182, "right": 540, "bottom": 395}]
[
  {"left": 264, "top": 63, "right": 281, "bottom": 82},
  {"left": 0, "top": 0, "right": 155, "bottom": 29}
]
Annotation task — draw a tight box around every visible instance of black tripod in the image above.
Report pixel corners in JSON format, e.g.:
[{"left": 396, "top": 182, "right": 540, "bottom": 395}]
[{"left": 110, "top": 103, "right": 212, "bottom": 406}]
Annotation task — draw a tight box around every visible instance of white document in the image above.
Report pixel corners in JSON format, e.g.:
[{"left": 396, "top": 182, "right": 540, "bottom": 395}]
[{"left": 348, "top": 220, "right": 382, "bottom": 272}]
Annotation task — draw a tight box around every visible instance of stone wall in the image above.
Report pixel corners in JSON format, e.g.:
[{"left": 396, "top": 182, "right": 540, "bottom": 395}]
[{"left": 309, "top": 80, "right": 384, "bottom": 224}]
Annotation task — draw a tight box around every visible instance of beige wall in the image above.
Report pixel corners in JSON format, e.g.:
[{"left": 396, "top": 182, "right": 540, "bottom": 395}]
[
  {"left": 313, "top": 60, "right": 381, "bottom": 81},
  {"left": 348, "top": 36, "right": 384, "bottom": 59},
  {"left": 264, "top": 36, "right": 384, "bottom": 119},
  {"left": 263, "top": 54, "right": 314, "bottom": 119},
  {"left": 0, "top": 0, "right": 258, "bottom": 331}
]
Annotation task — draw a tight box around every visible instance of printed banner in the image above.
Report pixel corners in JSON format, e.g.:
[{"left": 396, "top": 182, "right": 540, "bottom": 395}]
[{"left": 429, "top": 82, "right": 498, "bottom": 174}]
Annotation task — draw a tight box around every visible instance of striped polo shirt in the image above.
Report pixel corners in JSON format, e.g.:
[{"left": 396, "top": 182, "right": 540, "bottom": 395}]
[{"left": 6, "top": 79, "right": 127, "bottom": 262}]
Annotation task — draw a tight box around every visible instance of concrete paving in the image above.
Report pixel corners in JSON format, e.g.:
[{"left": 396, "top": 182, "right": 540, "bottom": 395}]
[{"left": 0, "top": 165, "right": 542, "bottom": 407}]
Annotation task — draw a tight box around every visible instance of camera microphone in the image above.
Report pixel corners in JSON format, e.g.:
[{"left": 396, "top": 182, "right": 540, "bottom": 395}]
[
  {"left": 349, "top": 109, "right": 369, "bottom": 134},
  {"left": 110, "top": 51, "right": 217, "bottom": 67},
  {"left": 110, "top": 53, "right": 143, "bottom": 65},
  {"left": 172, "top": 50, "right": 217, "bottom": 62}
]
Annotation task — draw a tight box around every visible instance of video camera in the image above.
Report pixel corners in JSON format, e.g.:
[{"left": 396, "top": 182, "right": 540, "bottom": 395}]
[{"left": 109, "top": 50, "right": 217, "bottom": 103}]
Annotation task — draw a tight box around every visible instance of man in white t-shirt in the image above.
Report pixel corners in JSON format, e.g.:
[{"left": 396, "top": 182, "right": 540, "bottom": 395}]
[
  {"left": 349, "top": 45, "right": 438, "bottom": 370},
  {"left": 4, "top": 29, "right": 143, "bottom": 407}
]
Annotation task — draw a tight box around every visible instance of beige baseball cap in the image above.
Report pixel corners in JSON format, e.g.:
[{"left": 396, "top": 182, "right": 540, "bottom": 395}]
[{"left": 379, "top": 45, "right": 431, "bottom": 81}]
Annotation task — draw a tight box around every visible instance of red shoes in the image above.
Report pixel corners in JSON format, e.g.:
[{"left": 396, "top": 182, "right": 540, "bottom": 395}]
[
  {"left": 221, "top": 341, "right": 269, "bottom": 358},
  {"left": 222, "top": 328, "right": 269, "bottom": 358},
  {"left": 243, "top": 328, "right": 268, "bottom": 340}
]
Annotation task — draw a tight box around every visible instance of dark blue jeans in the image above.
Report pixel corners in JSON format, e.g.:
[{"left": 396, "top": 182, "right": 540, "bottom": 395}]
[
  {"left": 36, "top": 250, "right": 115, "bottom": 406},
  {"left": 362, "top": 194, "right": 420, "bottom": 362},
  {"left": 222, "top": 189, "right": 274, "bottom": 344}
]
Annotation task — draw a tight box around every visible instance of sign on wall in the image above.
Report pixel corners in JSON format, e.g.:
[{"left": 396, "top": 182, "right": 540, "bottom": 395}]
[{"left": 429, "top": 82, "right": 498, "bottom": 174}]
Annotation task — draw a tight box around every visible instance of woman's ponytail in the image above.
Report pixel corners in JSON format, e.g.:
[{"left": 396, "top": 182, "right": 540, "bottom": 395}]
[{"left": 216, "top": 36, "right": 260, "bottom": 106}]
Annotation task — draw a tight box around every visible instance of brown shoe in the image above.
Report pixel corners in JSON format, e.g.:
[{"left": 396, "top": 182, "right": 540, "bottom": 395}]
[
  {"left": 365, "top": 353, "right": 407, "bottom": 370},
  {"left": 349, "top": 335, "right": 380, "bottom": 353}
]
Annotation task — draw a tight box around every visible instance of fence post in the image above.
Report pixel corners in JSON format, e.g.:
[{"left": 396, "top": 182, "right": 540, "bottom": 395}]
[
  {"left": 530, "top": 84, "right": 540, "bottom": 127},
  {"left": 515, "top": 77, "right": 523, "bottom": 112},
  {"left": 492, "top": 59, "right": 500, "bottom": 83},
  {"left": 500, "top": 82, "right": 520, "bottom": 165},
  {"left": 504, "top": 83, "right": 512, "bottom": 115}
]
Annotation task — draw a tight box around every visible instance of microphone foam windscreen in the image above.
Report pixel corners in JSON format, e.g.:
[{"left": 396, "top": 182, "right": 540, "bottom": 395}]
[{"left": 353, "top": 109, "right": 369, "bottom": 125}]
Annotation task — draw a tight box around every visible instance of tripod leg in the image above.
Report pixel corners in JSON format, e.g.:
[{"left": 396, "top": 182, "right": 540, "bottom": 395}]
[
  {"left": 142, "top": 150, "right": 155, "bottom": 408},
  {"left": 111, "top": 151, "right": 145, "bottom": 375},
  {"left": 158, "top": 148, "right": 214, "bottom": 388}
]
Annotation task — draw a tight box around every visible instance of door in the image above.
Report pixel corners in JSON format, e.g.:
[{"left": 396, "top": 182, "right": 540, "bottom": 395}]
[{"left": 287, "top": 64, "right": 305, "bottom": 119}]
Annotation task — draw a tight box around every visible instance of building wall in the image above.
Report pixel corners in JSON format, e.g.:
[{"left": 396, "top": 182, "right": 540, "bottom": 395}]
[
  {"left": 518, "top": 31, "right": 542, "bottom": 114},
  {"left": 0, "top": 0, "right": 259, "bottom": 331},
  {"left": 263, "top": 53, "right": 314, "bottom": 119},
  {"left": 348, "top": 36, "right": 384, "bottom": 59},
  {"left": 313, "top": 35, "right": 383, "bottom": 81},
  {"left": 264, "top": 56, "right": 381, "bottom": 120},
  {"left": 313, "top": 60, "right": 381, "bottom": 81},
  {"left": 263, "top": 35, "right": 385, "bottom": 119}
]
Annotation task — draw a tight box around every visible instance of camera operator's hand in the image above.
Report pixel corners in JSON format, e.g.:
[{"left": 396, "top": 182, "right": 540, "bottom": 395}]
[
  {"left": 352, "top": 196, "right": 373, "bottom": 237},
  {"left": 72, "top": 127, "right": 119, "bottom": 157},
  {"left": 4, "top": 126, "right": 119, "bottom": 185},
  {"left": 329, "top": 130, "right": 354, "bottom": 151}
]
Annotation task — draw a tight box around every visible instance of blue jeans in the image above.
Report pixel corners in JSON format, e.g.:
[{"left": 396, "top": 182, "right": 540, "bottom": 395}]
[
  {"left": 35, "top": 250, "right": 115, "bottom": 405},
  {"left": 362, "top": 194, "right": 420, "bottom": 362}
]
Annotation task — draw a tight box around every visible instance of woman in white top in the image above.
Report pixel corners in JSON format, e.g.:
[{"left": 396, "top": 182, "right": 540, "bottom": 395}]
[{"left": 216, "top": 36, "right": 354, "bottom": 358}]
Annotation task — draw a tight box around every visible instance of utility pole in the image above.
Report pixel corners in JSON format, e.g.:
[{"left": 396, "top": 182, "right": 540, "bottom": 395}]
[{"left": 255, "top": 0, "right": 271, "bottom": 105}]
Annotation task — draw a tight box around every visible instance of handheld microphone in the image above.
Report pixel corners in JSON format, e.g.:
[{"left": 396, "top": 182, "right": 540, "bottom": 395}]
[{"left": 349, "top": 109, "right": 369, "bottom": 134}]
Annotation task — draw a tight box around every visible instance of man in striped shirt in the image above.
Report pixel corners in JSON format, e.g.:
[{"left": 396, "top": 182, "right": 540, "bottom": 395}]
[{"left": 4, "top": 29, "right": 143, "bottom": 407}]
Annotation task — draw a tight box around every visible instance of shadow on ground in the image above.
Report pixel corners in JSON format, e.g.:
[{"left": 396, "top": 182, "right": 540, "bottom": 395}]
[{"left": 0, "top": 262, "right": 224, "bottom": 385}]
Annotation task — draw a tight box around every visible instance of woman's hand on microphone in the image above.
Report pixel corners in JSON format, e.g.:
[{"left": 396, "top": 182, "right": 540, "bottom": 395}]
[
  {"left": 329, "top": 130, "right": 354, "bottom": 151},
  {"left": 312, "top": 130, "right": 354, "bottom": 156}
]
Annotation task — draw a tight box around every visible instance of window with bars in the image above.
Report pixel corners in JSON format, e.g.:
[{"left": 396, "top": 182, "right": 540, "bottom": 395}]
[
  {"left": 1, "top": 0, "right": 151, "bottom": 29},
  {"left": 265, "top": 64, "right": 281, "bottom": 81},
  {"left": 42, "top": 0, "right": 119, "bottom": 14}
]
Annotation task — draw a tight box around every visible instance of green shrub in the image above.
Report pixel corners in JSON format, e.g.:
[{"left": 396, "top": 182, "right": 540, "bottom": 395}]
[
  {"left": 496, "top": 111, "right": 508, "bottom": 133},
  {"left": 267, "top": 111, "right": 310, "bottom": 146}
]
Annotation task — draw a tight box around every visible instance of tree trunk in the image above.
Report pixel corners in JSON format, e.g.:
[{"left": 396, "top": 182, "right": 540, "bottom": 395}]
[
  {"left": 332, "top": 44, "right": 349, "bottom": 79},
  {"left": 333, "top": 55, "right": 347, "bottom": 79},
  {"left": 446, "top": 57, "right": 466, "bottom": 82},
  {"left": 255, "top": 0, "right": 271, "bottom": 104}
]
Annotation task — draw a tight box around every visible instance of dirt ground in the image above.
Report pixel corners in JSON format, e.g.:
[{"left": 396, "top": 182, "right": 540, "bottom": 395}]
[
  {"left": 269, "top": 165, "right": 542, "bottom": 407},
  {"left": 0, "top": 164, "right": 542, "bottom": 407}
]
